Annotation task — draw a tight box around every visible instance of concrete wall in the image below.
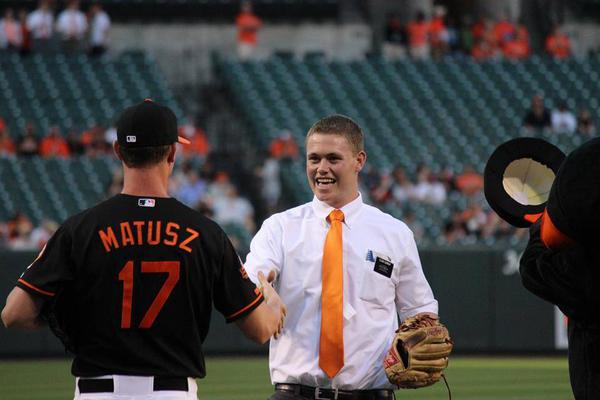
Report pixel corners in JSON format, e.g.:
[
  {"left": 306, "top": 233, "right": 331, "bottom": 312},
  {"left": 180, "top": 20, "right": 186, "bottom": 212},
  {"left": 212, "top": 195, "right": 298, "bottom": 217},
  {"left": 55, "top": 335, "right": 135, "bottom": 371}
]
[
  {"left": 108, "top": 23, "right": 371, "bottom": 88},
  {"left": 564, "top": 23, "right": 600, "bottom": 56}
]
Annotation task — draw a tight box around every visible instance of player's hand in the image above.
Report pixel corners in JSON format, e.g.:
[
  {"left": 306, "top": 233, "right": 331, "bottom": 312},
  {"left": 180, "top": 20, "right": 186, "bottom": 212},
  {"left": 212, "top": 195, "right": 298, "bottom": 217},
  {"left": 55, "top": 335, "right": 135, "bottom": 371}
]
[{"left": 258, "top": 270, "right": 286, "bottom": 339}]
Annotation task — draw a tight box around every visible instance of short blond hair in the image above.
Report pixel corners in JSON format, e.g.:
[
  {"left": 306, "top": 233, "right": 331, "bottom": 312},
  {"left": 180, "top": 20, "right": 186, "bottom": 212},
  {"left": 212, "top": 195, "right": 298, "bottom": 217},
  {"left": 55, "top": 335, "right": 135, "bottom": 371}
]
[{"left": 306, "top": 114, "right": 364, "bottom": 154}]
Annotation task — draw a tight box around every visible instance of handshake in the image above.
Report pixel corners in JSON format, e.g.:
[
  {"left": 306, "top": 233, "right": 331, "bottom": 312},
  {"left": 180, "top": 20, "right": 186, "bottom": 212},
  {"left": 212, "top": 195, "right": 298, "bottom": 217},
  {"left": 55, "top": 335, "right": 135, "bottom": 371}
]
[{"left": 257, "top": 270, "right": 287, "bottom": 339}]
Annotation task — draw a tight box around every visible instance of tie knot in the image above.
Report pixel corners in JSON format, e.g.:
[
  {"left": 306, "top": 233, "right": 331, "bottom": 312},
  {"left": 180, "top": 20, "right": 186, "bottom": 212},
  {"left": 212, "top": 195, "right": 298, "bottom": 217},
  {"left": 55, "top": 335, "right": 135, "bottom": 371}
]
[{"left": 328, "top": 209, "right": 344, "bottom": 223}]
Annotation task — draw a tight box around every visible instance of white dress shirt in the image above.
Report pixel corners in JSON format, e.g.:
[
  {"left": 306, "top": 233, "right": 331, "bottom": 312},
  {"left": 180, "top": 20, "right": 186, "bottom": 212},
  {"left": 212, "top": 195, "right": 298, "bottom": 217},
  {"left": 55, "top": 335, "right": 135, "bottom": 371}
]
[{"left": 244, "top": 193, "right": 438, "bottom": 390}]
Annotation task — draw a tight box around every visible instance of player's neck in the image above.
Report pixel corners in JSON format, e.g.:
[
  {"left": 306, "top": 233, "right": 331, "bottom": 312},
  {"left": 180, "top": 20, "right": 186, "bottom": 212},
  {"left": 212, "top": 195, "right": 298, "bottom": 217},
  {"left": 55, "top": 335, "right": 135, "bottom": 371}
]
[{"left": 121, "top": 165, "right": 170, "bottom": 198}]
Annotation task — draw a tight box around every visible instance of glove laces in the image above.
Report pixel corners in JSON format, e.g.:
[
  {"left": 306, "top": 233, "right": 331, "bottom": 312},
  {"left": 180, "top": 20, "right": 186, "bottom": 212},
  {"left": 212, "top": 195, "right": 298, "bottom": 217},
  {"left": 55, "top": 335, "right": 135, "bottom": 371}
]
[{"left": 442, "top": 373, "right": 451, "bottom": 400}]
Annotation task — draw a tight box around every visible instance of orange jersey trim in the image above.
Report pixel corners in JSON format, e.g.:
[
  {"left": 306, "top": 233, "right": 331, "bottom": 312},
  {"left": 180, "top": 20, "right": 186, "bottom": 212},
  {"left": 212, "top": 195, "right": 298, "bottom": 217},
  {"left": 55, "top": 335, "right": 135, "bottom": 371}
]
[
  {"left": 226, "top": 292, "right": 264, "bottom": 320},
  {"left": 17, "top": 278, "right": 55, "bottom": 297}
]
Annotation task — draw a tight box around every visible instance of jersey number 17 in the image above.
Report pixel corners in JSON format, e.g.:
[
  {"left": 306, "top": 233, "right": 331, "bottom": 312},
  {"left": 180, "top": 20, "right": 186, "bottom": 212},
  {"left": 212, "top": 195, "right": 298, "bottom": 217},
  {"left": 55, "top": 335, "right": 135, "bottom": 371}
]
[{"left": 118, "top": 260, "right": 180, "bottom": 329}]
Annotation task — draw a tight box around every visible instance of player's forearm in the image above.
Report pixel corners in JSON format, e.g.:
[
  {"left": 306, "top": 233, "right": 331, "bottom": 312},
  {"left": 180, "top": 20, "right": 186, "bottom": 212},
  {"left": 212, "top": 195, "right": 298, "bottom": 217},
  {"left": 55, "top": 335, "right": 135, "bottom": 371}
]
[
  {"left": 1, "top": 310, "right": 44, "bottom": 330},
  {"left": 255, "top": 305, "right": 282, "bottom": 344},
  {"left": 235, "top": 302, "right": 282, "bottom": 344},
  {"left": 1, "top": 287, "right": 45, "bottom": 330}
]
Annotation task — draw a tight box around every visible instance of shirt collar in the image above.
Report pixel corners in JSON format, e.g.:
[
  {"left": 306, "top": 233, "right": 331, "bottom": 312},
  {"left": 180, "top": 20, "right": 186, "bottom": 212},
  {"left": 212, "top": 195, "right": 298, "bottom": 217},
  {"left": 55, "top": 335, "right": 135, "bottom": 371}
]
[{"left": 311, "top": 192, "right": 363, "bottom": 228}]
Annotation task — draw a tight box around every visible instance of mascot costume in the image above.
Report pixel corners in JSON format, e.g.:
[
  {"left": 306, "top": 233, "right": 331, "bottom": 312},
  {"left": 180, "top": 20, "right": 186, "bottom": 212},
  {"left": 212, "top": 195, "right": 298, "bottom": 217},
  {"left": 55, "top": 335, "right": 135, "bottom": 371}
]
[{"left": 484, "top": 137, "right": 600, "bottom": 399}]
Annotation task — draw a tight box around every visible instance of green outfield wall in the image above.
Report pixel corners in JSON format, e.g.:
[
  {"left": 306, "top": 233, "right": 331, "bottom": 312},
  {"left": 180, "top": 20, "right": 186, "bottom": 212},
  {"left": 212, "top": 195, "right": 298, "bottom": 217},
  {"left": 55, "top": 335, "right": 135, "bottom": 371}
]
[{"left": 0, "top": 248, "right": 557, "bottom": 357}]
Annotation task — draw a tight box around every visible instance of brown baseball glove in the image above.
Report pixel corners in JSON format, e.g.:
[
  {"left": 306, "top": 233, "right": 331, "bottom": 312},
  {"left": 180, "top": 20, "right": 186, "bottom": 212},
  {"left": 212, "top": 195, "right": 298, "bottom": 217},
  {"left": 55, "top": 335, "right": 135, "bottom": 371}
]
[{"left": 383, "top": 314, "right": 453, "bottom": 389}]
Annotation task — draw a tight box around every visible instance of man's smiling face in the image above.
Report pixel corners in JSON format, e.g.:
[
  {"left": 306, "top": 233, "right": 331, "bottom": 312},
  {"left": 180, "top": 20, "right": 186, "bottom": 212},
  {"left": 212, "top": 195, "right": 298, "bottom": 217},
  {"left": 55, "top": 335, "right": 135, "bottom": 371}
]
[{"left": 306, "top": 133, "right": 366, "bottom": 209}]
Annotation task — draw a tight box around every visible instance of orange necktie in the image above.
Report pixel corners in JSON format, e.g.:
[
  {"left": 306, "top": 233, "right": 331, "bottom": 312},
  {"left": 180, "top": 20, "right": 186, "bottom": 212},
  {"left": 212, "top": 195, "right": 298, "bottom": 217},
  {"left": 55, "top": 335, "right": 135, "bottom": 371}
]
[{"left": 319, "top": 209, "right": 344, "bottom": 378}]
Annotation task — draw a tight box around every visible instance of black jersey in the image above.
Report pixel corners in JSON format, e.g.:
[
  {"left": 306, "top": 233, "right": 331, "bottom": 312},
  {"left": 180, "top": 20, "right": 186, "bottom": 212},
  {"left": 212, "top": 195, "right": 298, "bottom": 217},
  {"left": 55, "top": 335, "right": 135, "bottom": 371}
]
[{"left": 16, "top": 194, "right": 263, "bottom": 378}]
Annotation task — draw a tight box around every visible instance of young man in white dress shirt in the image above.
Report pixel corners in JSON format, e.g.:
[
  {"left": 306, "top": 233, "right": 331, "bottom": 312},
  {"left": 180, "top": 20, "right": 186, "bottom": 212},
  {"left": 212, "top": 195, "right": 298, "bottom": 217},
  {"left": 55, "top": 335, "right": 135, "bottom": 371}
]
[{"left": 244, "top": 115, "right": 440, "bottom": 400}]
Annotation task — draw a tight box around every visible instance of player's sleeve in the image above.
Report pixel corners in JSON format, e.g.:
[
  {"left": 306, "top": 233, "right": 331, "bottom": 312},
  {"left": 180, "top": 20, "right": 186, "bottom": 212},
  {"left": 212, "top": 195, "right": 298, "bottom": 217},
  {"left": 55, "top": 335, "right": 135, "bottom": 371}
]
[
  {"left": 394, "top": 229, "right": 438, "bottom": 321},
  {"left": 213, "top": 230, "right": 264, "bottom": 323},
  {"left": 16, "top": 225, "right": 75, "bottom": 299},
  {"left": 243, "top": 215, "right": 284, "bottom": 286}
]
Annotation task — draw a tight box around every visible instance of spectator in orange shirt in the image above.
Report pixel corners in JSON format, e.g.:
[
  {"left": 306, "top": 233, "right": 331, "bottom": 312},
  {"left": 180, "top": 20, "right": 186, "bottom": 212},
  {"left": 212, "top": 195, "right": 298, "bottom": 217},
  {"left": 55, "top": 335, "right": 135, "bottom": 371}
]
[
  {"left": 454, "top": 165, "right": 483, "bottom": 197},
  {"left": 0, "top": 119, "right": 16, "bottom": 156},
  {"left": 270, "top": 130, "right": 299, "bottom": 160},
  {"left": 493, "top": 13, "right": 515, "bottom": 49},
  {"left": 39, "top": 126, "right": 70, "bottom": 158},
  {"left": 407, "top": 11, "right": 430, "bottom": 60},
  {"left": 503, "top": 24, "right": 530, "bottom": 60},
  {"left": 471, "top": 18, "right": 500, "bottom": 61},
  {"left": 545, "top": 25, "right": 571, "bottom": 59},
  {"left": 179, "top": 121, "right": 210, "bottom": 159},
  {"left": 236, "top": 1, "right": 262, "bottom": 61}
]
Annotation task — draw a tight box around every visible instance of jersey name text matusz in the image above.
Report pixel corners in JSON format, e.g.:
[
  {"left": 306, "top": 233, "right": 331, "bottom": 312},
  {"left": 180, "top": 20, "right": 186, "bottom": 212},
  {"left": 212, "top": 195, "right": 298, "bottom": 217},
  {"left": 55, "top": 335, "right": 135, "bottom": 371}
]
[{"left": 98, "top": 220, "right": 199, "bottom": 253}]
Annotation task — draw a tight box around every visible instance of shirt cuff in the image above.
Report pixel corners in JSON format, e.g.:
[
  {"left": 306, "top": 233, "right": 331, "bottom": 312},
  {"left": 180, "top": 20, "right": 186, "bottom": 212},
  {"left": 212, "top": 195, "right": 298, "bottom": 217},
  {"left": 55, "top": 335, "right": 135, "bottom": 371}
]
[{"left": 398, "top": 299, "right": 439, "bottom": 322}]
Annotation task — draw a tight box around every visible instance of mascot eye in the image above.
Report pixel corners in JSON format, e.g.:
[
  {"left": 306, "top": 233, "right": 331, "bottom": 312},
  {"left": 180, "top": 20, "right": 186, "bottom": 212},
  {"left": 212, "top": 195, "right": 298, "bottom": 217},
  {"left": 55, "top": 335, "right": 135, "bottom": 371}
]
[{"left": 502, "top": 158, "right": 555, "bottom": 206}]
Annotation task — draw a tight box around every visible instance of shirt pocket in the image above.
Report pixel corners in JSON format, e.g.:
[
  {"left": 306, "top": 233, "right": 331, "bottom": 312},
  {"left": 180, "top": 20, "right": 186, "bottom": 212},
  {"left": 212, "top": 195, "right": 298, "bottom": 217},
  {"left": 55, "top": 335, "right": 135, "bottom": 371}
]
[{"left": 359, "top": 262, "right": 396, "bottom": 307}]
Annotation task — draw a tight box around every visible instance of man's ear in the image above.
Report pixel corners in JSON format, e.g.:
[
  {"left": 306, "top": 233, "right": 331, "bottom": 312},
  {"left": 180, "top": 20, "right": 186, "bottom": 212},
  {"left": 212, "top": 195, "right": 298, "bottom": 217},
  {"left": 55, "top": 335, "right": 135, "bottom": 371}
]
[
  {"left": 113, "top": 141, "right": 123, "bottom": 161},
  {"left": 167, "top": 143, "right": 177, "bottom": 164},
  {"left": 356, "top": 151, "right": 367, "bottom": 173}
]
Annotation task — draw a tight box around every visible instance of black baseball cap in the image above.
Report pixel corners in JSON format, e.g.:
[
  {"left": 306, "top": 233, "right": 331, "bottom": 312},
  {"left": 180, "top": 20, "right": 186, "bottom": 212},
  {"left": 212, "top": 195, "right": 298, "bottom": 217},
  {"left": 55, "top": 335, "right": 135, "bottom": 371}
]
[{"left": 116, "top": 99, "right": 190, "bottom": 148}]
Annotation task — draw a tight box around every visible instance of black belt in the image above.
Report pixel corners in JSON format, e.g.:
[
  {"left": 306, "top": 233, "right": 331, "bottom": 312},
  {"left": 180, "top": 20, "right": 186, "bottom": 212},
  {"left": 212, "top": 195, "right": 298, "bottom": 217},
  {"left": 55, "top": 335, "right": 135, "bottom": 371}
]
[
  {"left": 78, "top": 377, "right": 189, "bottom": 393},
  {"left": 275, "top": 383, "right": 395, "bottom": 400}
]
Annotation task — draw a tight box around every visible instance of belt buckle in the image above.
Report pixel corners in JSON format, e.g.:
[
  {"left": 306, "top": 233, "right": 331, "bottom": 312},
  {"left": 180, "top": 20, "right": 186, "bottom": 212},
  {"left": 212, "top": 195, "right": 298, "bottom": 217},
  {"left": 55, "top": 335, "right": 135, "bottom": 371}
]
[{"left": 315, "top": 387, "right": 338, "bottom": 400}]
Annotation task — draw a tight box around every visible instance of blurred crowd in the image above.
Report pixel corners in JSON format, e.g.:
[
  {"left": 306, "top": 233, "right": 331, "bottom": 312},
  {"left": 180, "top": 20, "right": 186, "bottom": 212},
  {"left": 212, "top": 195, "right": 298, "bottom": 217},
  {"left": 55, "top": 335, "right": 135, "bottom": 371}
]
[
  {"left": 384, "top": 6, "right": 571, "bottom": 61},
  {"left": 3, "top": 111, "right": 597, "bottom": 251},
  {"left": 361, "top": 161, "right": 526, "bottom": 246},
  {"left": 522, "top": 94, "right": 596, "bottom": 137},
  {"left": 0, "top": 117, "right": 209, "bottom": 159},
  {"left": 0, "top": 157, "right": 242, "bottom": 253},
  {"left": 0, "top": 213, "right": 58, "bottom": 250},
  {"left": 0, "top": 116, "right": 212, "bottom": 251},
  {"left": 105, "top": 159, "right": 257, "bottom": 253},
  {"left": 1, "top": 105, "right": 597, "bottom": 251},
  {"left": 0, "top": 0, "right": 110, "bottom": 56}
]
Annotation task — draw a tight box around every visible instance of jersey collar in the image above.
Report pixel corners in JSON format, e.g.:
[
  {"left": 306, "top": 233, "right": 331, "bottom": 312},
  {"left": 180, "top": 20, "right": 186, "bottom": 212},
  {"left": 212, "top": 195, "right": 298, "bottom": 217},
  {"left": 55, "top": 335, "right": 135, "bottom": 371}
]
[{"left": 311, "top": 192, "right": 363, "bottom": 229}]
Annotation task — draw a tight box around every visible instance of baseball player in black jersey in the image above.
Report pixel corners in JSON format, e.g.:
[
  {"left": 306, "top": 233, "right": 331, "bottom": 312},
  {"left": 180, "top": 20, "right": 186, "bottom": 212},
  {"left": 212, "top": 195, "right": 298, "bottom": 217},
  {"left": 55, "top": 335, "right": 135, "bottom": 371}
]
[{"left": 2, "top": 99, "right": 286, "bottom": 399}]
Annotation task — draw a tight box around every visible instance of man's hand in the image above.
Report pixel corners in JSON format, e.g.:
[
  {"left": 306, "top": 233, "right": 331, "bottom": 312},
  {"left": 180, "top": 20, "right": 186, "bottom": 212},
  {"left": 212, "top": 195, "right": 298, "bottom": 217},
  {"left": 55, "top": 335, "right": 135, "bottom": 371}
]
[{"left": 258, "top": 270, "right": 286, "bottom": 339}]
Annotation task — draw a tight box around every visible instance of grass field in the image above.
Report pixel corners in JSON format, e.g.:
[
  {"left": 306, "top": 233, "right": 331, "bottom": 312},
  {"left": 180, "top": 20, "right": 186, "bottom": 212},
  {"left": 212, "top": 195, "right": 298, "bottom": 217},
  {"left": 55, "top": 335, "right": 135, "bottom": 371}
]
[{"left": 0, "top": 356, "right": 572, "bottom": 400}]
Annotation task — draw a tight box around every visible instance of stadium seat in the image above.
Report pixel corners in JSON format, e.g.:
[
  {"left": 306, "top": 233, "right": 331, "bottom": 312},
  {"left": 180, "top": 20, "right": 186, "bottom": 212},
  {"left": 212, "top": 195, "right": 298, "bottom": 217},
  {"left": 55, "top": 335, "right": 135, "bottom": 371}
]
[{"left": 220, "top": 56, "right": 600, "bottom": 242}]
